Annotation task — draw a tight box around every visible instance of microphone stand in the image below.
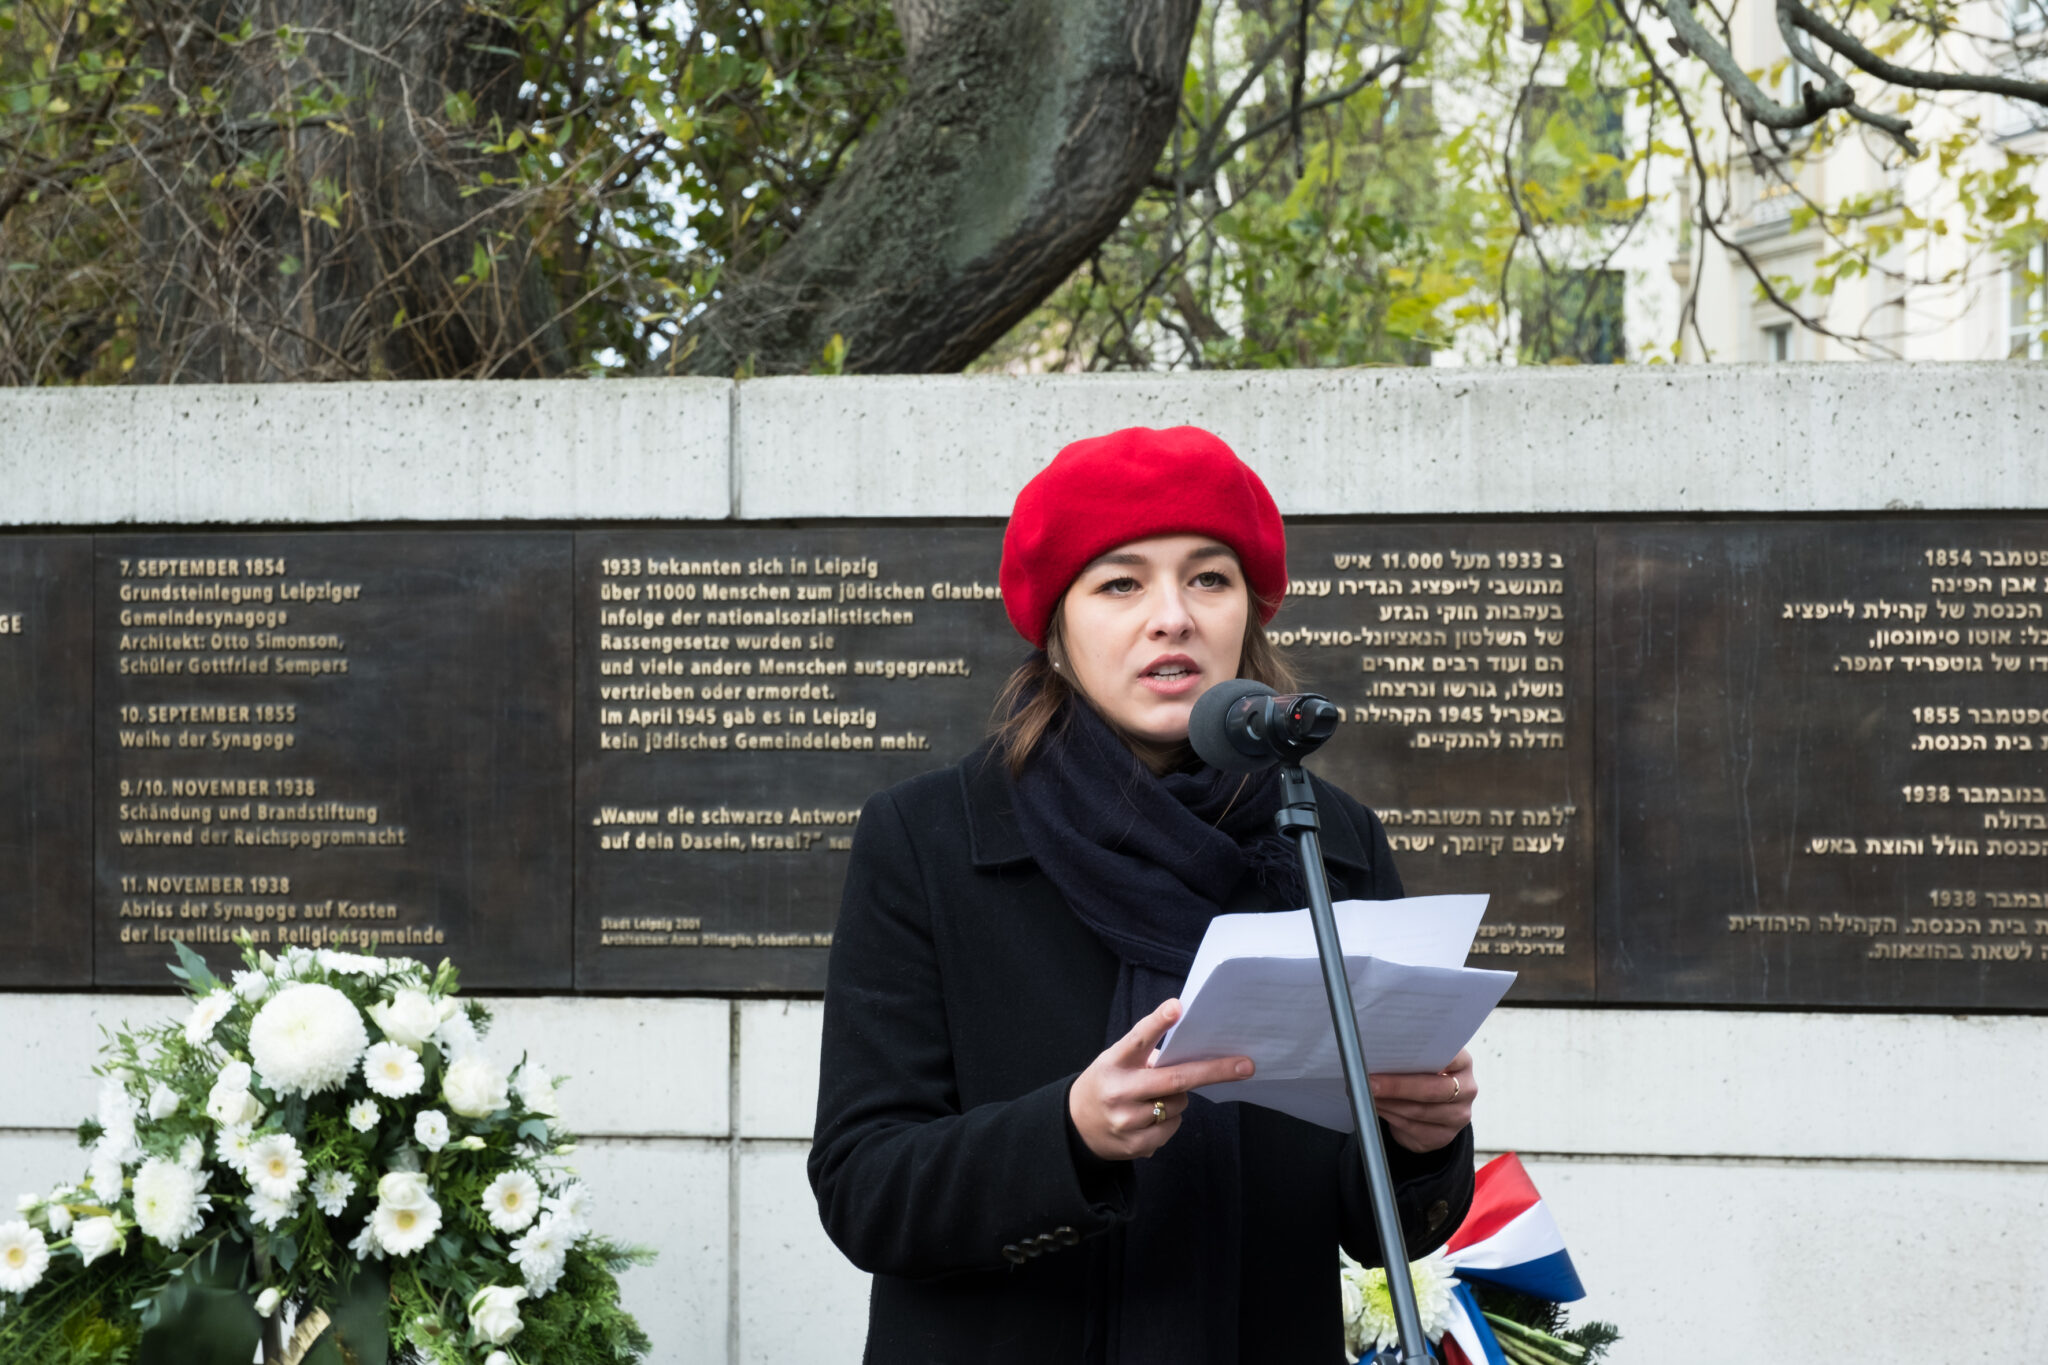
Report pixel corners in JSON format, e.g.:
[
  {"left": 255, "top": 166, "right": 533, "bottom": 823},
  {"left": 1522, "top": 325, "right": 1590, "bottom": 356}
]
[{"left": 1274, "top": 763, "right": 1435, "bottom": 1365}]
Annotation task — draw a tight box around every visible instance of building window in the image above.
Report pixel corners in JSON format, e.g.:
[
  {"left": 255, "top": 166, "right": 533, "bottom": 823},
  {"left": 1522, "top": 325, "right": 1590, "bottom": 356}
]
[
  {"left": 1763, "top": 323, "right": 1792, "bottom": 362},
  {"left": 1519, "top": 268, "right": 1626, "bottom": 364},
  {"left": 2012, "top": 242, "right": 2047, "bottom": 360}
]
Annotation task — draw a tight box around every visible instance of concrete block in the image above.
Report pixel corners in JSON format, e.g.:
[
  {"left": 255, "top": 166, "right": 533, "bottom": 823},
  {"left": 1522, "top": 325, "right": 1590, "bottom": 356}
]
[
  {"left": 0, "top": 1132, "right": 96, "bottom": 1205},
  {"left": 732, "top": 366, "right": 2048, "bottom": 518},
  {"left": 480, "top": 997, "right": 730, "bottom": 1139},
  {"left": 1519, "top": 1155, "right": 2048, "bottom": 1364},
  {"left": 736, "top": 1000, "right": 824, "bottom": 1140},
  {"left": 736, "top": 1143, "right": 870, "bottom": 1365},
  {"left": 0, "top": 995, "right": 181, "bottom": 1131},
  {"left": 571, "top": 1137, "right": 730, "bottom": 1363},
  {"left": 0, "top": 379, "right": 732, "bottom": 525},
  {"left": 1468, "top": 1007, "right": 2048, "bottom": 1163}
]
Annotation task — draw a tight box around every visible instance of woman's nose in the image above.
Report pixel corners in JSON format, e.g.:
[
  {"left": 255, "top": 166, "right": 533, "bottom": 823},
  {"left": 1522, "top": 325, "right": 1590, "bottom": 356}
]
[{"left": 1148, "top": 584, "right": 1194, "bottom": 638}]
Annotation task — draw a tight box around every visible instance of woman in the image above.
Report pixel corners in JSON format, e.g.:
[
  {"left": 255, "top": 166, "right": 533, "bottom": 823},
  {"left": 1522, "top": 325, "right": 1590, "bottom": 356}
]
[{"left": 810, "top": 426, "right": 1477, "bottom": 1364}]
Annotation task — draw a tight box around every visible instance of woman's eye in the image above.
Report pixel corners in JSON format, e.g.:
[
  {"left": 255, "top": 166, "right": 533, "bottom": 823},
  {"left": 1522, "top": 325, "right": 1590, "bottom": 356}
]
[
  {"left": 1193, "top": 571, "right": 1232, "bottom": 589},
  {"left": 1096, "top": 576, "right": 1140, "bottom": 595}
]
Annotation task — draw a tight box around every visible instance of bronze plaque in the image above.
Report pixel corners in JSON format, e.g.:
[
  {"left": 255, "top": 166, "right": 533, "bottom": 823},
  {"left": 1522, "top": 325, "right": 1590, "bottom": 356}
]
[
  {"left": 0, "top": 537, "right": 94, "bottom": 986},
  {"left": 1598, "top": 521, "right": 2048, "bottom": 1007},
  {"left": 573, "top": 527, "right": 1014, "bottom": 991},
  {"left": 94, "top": 533, "right": 573, "bottom": 988},
  {"left": 1282, "top": 524, "right": 1596, "bottom": 999}
]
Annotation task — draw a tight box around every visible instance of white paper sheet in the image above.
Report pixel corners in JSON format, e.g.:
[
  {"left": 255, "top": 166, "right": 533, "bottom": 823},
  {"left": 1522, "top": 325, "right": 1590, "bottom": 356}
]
[{"left": 1152, "top": 895, "right": 1515, "bottom": 1133}]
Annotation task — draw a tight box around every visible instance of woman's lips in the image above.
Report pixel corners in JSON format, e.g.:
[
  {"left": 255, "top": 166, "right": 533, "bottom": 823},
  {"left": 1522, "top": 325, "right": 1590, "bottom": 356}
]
[{"left": 1138, "top": 657, "right": 1201, "bottom": 696}]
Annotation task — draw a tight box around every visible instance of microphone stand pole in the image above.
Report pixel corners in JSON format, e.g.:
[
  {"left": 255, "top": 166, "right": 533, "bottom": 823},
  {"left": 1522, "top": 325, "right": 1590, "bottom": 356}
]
[{"left": 1274, "top": 762, "right": 1435, "bottom": 1365}]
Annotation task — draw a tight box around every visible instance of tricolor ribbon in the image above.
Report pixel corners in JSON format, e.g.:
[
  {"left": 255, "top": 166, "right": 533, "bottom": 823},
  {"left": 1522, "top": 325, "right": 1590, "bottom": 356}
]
[{"left": 1434, "top": 1153, "right": 1585, "bottom": 1365}]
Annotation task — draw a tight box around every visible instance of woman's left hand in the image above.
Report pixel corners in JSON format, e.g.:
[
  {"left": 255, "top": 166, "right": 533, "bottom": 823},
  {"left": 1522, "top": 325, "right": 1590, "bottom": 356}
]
[{"left": 1367, "top": 1049, "right": 1476, "bottom": 1154}]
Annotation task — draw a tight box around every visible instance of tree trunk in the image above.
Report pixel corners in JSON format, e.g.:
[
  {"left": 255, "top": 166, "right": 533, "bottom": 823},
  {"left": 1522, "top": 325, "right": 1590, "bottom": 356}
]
[
  {"left": 680, "top": 0, "right": 1201, "bottom": 376},
  {"left": 134, "top": 0, "right": 564, "bottom": 382}
]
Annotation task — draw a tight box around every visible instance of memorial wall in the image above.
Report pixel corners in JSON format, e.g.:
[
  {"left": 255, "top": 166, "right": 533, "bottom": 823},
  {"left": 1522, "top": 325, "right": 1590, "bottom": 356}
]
[{"left": 6, "top": 514, "right": 2046, "bottom": 1006}]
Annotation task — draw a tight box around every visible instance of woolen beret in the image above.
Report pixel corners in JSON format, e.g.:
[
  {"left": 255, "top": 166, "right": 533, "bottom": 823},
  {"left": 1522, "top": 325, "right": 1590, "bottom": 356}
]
[{"left": 999, "top": 425, "right": 1288, "bottom": 648}]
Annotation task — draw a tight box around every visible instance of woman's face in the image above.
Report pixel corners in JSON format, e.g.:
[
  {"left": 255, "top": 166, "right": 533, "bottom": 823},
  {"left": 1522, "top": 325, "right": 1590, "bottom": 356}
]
[{"left": 1057, "top": 534, "right": 1250, "bottom": 745}]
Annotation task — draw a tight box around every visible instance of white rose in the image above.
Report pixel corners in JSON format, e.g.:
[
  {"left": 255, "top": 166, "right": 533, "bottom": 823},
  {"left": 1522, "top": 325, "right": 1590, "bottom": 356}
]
[
  {"left": 367, "top": 990, "right": 453, "bottom": 1051},
  {"left": 232, "top": 969, "right": 271, "bottom": 1002},
  {"left": 414, "top": 1110, "right": 450, "bottom": 1153},
  {"left": 486, "top": 1354, "right": 512, "bottom": 1365},
  {"left": 377, "top": 1172, "right": 433, "bottom": 1210},
  {"left": 255, "top": 1286, "right": 283, "bottom": 1317},
  {"left": 206, "top": 1063, "right": 263, "bottom": 1128},
  {"left": 72, "top": 1216, "right": 123, "bottom": 1267},
  {"left": 147, "top": 1083, "right": 181, "bottom": 1121},
  {"left": 467, "top": 1285, "right": 527, "bottom": 1346},
  {"left": 441, "top": 1055, "right": 510, "bottom": 1119},
  {"left": 44, "top": 1199, "right": 73, "bottom": 1236}
]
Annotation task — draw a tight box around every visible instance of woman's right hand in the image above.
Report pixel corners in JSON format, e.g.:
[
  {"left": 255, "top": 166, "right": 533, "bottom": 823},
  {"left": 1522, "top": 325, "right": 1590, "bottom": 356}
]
[{"left": 1068, "top": 997, "right": 1254, "bottom": 1160}]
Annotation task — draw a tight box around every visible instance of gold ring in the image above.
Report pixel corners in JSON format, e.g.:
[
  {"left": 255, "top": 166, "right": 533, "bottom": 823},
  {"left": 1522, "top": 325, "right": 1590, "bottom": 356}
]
[
  {"left": 1449, "top": 1075, "right": 1462, "bottom": 1102},
  {"left": 1152, "top": 1100, "right": 1167, "bottom": 1125}
]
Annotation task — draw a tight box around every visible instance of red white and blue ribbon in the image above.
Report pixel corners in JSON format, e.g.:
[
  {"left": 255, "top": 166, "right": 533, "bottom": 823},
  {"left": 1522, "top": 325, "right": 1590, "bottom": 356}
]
[{"left": 1435, "top": 1153, "right": 1585, "bottom": 1365}]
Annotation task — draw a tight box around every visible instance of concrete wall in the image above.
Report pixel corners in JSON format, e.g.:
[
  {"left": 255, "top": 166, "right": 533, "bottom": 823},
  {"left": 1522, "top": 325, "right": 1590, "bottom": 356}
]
[{"left": 5, "top": 366, "right": 2047, "bottom": 1361}]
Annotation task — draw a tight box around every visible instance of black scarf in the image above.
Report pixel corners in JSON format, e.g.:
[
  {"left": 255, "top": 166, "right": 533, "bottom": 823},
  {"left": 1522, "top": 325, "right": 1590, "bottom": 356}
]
[{"left": 1007, "top": 697, "right": 1302, "bottom": 1365}]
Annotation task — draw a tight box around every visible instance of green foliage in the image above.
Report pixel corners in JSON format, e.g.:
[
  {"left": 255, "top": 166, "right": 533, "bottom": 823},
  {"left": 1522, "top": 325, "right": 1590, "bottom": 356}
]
[{"left": 1473, "top": 1282, "right": 1620, "bottom": 1364}]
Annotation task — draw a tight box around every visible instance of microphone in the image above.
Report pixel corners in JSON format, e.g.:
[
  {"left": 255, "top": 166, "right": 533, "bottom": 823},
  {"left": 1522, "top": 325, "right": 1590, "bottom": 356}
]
[{"left": 1188, "top": 679, "right": 1342, "bottom": 772}]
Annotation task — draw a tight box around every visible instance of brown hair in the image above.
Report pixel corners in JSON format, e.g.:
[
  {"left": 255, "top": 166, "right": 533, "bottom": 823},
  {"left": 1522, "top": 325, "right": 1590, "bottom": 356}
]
[{"left": 989, "top": 593, "right": 1297, "bottom": 775}]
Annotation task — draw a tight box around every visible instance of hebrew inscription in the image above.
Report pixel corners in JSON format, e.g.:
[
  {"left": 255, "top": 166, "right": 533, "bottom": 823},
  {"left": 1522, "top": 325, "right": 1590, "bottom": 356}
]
[{"left": 1600, "top": 521, "right": 2048, "bottom": 1007}]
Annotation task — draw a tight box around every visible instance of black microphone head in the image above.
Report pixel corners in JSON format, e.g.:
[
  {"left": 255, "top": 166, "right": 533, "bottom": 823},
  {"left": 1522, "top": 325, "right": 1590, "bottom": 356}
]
[{"left": 1189, "top": 678, "right": 1277, "bottom": 773}]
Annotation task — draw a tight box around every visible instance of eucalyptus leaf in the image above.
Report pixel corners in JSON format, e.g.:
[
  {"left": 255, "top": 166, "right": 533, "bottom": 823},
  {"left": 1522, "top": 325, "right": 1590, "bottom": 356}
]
[{"left": 170, "top": 939, "right": 222, "bottom": 994}]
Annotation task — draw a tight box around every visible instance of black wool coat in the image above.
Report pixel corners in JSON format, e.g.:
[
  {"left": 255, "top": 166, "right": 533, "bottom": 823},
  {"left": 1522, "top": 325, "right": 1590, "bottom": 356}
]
[{"left": 809, "top": 742, "right": 1477, "bottom": 1365}]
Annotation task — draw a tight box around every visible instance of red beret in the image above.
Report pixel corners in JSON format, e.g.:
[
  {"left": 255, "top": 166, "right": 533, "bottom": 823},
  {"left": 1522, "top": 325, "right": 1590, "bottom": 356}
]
[{"left": 999, "top": 426, "right": 1287, "bottom": 648}]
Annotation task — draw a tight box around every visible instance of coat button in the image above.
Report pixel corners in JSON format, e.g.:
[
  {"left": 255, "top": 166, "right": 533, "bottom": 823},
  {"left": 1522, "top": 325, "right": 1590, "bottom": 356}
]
[
  {"left": 1033, "top": 1233, "right": 1058, "bottom": 1253},
  {"left": 1055, "top": 1226, "right": 1079, "bottom": 1245},
  {"left": 1426, "top": 1200, "right": 1450, "bottom": 1230},
  {"left": 1001, "top": 1244, "right": 1026, "bottom": 1265}
]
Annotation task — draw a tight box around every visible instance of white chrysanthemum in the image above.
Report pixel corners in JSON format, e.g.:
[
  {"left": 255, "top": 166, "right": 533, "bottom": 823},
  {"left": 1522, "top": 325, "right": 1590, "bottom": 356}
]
[
  {"left": 480, "top": 1172, "right": 541, "bottom": 1233},
  {"left": 514, "top": 1066, "right": 559, "bottom": 1119},
  {"left": 206, "top": 1062, "right": 263, "bottom": 1128},
  {"left": 217, "top": 1125, "right": 257, "bottom": 1173},
  {"left": 367, "top": 989, "right": 452, "bottom": 1051},
  {"left": 1338, "top": 1250, "right": 1456, "bottom": 1361},
  {"left": 510, "top": 1214, "right": 570, "bottom": 1296},
  {"left": 96, "top": 1077, "right": 142, "bottom": 1163},
  {"left": 146, "top": 1082, "right": 181, "bottom": 1121},
  {"left": 247, "top": 1188, "right": 301, "bottom": 1231},
  {"left": 436, "top": 1009, "right": 480, "bottom": 1060},
  {"left": 467, "top": 1284, "right": 527, "bottom": 1346},
  {"left": 543, "top": 1182, "right": 593, "bottom": 1237},
  {"left": 414, "top": 1110, "right": 450, "bottom": 1153},
  {"left": 184, "top": 991, "right": 235, "bottom": 1046},
  {"left": 371, "top": 1195, "right": 442, "bottom": 1256},
  {"left": 348, "top": 1219, "right": 385, "bottom": 1262},
  {"left": 309, "top": 1170, "right": 357, "bottom": 1217},
  {"left": 0, "top": 1221, "right": 50, "bottom": 1294},
  {"left": 232, "top": 969, "right": 271, "bottom": 1003},
  {"left": 248, "top": 983, "right": 368, "bottom": 1097},
  {"left": 86, "top": 1147, "right": 126, "bottom": 1205},
  {"left": 362, "top": 1042, "right": 425, "bottom": 1099},
  {"left": 317, "top": 950, "right": 385, "bottom": 976},
  {"left": 71, "top": 1215, "right": 123, "bottom": 1267},
  {"left": 131, "top": 1159, "right": 210, "bottom": 1248},
  {"left": 441, "top": 1054, "right": 510, "bottom": 1118},
  {"left": 347, "top": 1099, "right": 379, "bottom": 1133},
  {"left": 246, "top": 1133, "right": 307, "bottom": 1200}
]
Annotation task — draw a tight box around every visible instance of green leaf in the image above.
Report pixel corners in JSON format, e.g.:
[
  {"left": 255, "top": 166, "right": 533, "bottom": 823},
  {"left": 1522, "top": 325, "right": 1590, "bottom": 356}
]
[
  {"left": 170, "top": 939, "right": 221, "bottom": 994},
  {"left": 139, "top": 1241, "right": 259, "bottom": 1365}
]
